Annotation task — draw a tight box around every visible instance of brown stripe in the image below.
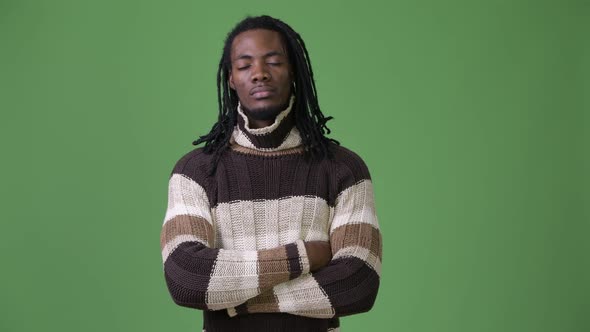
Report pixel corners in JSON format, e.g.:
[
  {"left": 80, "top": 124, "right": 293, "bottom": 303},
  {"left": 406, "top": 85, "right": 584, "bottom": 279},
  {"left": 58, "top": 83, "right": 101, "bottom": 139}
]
[
  {"left": 203, "top": 309, "right": 334, "bottom": 330},
  {"left": 214, "top": 149, "right": 333, "bottom": 206},
  {"left": 258, "top": 246, "right": 291, "bottom": 289},
  {"left": 334, "top": 147, "right": 372, "bottom": 194},
  {"left": 244, "top": 289, "right": 280, "bottom": 312},
  {"left": 171, "top": 140, "right": 370, "bottom": 209},
  {"left": 160, "top": 215, "right": 213, "bottom": 250},
  {"left": 313, "top": 256, "right": 380, "bottom": 316},
  {"left": 330, "top": 223, "right": 381, "bottom": 259},
  {"left": 170, "top": 148, "right": 216, "bottom": 204},
  {"left": 230, "top": 138, "right": 305, "bottom": 156},
  {"left": 371, "top": 227, "right": 383, "bottom": 259},
  {"left": 163, "top": 241, "right": 219, "bottom": 310}
]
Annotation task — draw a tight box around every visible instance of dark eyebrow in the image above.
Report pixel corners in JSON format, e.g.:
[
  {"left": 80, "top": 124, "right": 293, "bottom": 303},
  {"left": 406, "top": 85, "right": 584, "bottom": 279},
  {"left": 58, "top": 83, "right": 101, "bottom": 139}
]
[{"left": 234, "top": 51, "right": 286, "bottom": 61}]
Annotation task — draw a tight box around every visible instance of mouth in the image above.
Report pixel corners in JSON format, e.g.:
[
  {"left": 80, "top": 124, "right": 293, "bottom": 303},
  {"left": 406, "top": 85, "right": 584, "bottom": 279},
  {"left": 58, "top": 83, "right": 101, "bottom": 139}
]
[{"left": 250, "top": 86, "right": 275, "bottom": 99}]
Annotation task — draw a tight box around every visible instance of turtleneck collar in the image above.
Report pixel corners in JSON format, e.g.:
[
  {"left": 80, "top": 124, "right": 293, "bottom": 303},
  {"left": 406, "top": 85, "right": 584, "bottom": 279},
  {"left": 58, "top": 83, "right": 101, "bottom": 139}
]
[{"left": 230, "top": 95, "right": 304, "bottom": 154}]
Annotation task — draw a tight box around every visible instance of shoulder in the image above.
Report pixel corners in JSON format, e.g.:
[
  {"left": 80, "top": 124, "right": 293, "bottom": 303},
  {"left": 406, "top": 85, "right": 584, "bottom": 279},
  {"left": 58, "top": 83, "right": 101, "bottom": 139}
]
[
  {"left": 169, "top": 147, "right": 214, "bottom": 184},
  {"left": 328, "top": 143, "right": 372, "bottom": 192}
]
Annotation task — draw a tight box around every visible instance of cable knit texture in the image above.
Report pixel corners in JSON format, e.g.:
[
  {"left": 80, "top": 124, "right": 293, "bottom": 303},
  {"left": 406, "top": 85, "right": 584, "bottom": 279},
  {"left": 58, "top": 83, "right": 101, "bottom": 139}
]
[{"left": 160, "top": 100, "right": 382, "bottom": 332}]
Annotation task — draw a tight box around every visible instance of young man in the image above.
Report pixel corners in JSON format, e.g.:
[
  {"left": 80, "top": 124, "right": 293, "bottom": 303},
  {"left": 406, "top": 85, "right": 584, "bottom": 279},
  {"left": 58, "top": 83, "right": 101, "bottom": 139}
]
[{"left": 160, "top": 15, "right": 382, "bottom": 332}]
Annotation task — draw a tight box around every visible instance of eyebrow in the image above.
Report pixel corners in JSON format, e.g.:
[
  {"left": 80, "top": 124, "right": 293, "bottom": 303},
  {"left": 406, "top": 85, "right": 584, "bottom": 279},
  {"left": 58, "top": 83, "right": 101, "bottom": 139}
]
[{"left": 234, "top": 51, "right": 285, "bottom": 61}]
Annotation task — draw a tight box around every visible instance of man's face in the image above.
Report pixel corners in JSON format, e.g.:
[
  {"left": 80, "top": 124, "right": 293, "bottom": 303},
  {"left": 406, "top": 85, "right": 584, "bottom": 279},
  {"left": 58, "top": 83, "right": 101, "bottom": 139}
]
[{"left": 229, "top": 29, "right": 293, "bottom": 121}]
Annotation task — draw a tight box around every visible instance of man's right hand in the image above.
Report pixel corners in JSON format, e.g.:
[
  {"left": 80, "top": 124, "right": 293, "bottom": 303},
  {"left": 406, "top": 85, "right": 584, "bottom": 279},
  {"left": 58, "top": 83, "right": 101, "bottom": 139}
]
[{"left": 304, "top": 241, "right": 332, "bottom": 272}]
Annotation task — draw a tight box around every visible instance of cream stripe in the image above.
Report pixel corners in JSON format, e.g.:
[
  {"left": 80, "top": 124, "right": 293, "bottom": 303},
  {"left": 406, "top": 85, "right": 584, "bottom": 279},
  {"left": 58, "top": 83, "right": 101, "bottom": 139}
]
[
  {"left": 164, "top": 174, "right": 212, "bottom": 225},
  {"left": 330, "top": 179, "right": 379, "bottom": 232},
  {"left": 213, "top": 196, "right": 330, "bottom": 250},
  {"left": 205, "top": 289, "right": 260, "bottom": 310},
  {"left": 209, "top": 250, "right": 259, "bottom": 280},
  {"left": 212, "top": 202, "right": 235, "bottom": 249},
  {"left": 263, "top": 200, "right": 279, "bottom": 248},
  {"left": 161, "top": 234, "right": 208, "bottom": 263},
  {"left": 237, "top": 95, "right": 295, "bottom": 135},
  {"left": 280, "top": 196, "right": 299, "bottom": 245},
  {"left": 206, "top": 250, "right": 260, "bottom": 310},
  {"left": 164, "top": 206, "right": 212, "bottom": 225},
  {"left": 332, "top": 245, "right": 382, "bottom": 277},
  {"left": 274, "top": 275, "right": 335, "bottom": 318},
  {"left": 295, "top": 239, "right": 311, "bottom": 274}
]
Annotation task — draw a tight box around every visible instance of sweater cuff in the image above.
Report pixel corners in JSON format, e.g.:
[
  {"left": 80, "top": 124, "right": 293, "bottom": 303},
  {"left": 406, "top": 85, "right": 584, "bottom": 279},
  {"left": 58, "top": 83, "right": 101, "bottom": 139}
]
[
  {"left": 294, "top": 239, "right": 311, "bottom": 276},
  {"left": 227, "top": 307, "right": 238, "bottom": 317}
]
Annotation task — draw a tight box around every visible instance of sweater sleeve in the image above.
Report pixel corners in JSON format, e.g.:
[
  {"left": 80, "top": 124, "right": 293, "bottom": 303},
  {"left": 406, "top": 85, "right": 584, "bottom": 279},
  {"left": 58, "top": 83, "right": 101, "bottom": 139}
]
[
  {"left": 226, "top": 151, "right": 382, "bottom": 318},
  {"left": 160, "top": 152, "right": 310, "bottom": 311}
]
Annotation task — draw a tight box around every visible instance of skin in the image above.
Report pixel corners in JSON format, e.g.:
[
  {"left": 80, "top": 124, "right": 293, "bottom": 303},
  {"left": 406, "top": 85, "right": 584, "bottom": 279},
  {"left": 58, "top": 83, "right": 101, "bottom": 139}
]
[
  {"left": 228, "top": 28, "right": 333, "bottom": 269},
  {"left": 306, "top": 241, "right": 332, "bottom": 272},
  {"left": 229, "top": 29, "right": 294, "bottom": 129}
]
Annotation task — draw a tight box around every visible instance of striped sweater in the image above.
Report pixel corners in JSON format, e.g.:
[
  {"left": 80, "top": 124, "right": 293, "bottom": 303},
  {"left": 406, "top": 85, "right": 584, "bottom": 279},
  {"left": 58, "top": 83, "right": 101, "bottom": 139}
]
[{"left": 160, "top": 99, "right": 382, "bottom": 332}]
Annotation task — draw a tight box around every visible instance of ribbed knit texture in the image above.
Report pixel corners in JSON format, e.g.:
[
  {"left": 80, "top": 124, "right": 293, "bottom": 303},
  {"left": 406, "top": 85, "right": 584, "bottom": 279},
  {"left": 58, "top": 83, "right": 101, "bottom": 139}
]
[{"left": 160, "top": 101, "right": 382, "bottom": 332}]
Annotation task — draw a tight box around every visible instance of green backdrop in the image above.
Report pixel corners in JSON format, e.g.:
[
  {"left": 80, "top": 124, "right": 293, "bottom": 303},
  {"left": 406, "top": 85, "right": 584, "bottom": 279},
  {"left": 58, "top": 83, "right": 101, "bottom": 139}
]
[{"left": 0, "top": 0, "right": 588, "bottom": 331}]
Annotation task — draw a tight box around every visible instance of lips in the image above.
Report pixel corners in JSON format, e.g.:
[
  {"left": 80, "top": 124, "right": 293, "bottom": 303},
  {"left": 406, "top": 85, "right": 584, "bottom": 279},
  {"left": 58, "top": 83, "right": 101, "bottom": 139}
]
[{"left": 250, "top": 86, "right": 275, "bottom": 99}]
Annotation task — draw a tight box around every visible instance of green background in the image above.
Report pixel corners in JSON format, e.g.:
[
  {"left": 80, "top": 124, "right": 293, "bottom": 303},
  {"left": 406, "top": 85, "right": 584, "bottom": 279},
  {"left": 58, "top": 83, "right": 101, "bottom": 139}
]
[{"left": 1, "top": 0, "right": 588, "bottom": 331}]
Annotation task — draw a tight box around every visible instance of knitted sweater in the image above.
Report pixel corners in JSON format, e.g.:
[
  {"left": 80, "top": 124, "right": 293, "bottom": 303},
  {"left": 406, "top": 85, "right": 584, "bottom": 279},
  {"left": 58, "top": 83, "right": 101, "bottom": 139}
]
[{"left": 160, "top": 99, "right": 382, "bottom": 332}]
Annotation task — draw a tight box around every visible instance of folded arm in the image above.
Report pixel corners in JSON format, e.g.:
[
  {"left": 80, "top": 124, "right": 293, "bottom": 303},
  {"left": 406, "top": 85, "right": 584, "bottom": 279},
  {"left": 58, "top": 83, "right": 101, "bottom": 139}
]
[
  {"left": 227, "top": 170, "right": 382, "bottom": 318},
  {"left": 160, "top": 172, "right": 310, "bottom": 311}
]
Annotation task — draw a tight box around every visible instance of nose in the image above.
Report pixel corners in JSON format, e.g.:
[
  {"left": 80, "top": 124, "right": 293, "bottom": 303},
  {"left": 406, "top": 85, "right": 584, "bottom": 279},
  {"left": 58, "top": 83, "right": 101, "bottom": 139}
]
[{"left": 251, "top": 63, "right": 270, "bottom": 83}]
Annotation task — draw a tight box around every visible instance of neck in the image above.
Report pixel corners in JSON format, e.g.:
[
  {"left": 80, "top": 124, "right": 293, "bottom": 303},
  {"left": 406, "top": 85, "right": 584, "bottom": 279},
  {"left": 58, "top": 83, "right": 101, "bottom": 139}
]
[
  {"left": 237, "top": 96, "right": 295, "bottom": 132},
  {"left": 232, "top": 95, "right": 303, "bottom": 153}
]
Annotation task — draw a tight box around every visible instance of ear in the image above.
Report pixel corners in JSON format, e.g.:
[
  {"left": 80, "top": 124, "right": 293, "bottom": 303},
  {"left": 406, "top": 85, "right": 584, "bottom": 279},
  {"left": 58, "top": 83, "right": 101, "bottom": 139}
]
[{"left": 229, "top": 71, "right": 235, "bottom": 90}]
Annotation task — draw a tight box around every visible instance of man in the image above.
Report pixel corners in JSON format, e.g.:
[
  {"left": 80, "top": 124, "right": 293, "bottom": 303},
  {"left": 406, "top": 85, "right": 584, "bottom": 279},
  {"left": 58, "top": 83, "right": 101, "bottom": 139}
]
[{"left": 160, "top": 15, "right": 382, "bottom": 332}]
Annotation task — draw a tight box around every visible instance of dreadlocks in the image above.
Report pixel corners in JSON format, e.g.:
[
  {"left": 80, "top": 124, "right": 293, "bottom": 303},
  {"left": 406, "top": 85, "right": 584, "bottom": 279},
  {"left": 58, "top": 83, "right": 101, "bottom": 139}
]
[{"left": 192, "top": 15, "right": 339, "bottom": 174}]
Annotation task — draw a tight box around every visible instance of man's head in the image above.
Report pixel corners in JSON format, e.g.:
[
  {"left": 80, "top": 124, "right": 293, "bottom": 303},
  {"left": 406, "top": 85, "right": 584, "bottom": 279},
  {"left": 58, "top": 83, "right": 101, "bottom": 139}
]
[
  {"left": 193, "top": 15, "right": 338, "bottom": 171},
  {"left": 228, "top": 28, "right": 293, "bottom": 126}
]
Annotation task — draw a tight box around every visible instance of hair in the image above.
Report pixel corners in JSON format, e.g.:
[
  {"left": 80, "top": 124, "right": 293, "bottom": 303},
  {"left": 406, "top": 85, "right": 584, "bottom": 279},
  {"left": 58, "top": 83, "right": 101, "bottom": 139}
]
[{"left": 192, "top": 15, "right": 339, "bottom": 174}]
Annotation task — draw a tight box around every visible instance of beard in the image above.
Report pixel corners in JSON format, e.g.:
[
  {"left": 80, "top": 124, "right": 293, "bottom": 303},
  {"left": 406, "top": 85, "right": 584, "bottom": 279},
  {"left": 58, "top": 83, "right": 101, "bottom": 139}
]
[{"left": 241, "top": 100, "right": 290, "bottom": 121}]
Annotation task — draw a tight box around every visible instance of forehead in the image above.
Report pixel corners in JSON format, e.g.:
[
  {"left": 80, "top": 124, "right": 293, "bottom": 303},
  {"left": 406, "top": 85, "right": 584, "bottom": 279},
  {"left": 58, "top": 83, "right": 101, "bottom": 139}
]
[{"left": 230, "top": 29, "right": 287, "bottom": 59}]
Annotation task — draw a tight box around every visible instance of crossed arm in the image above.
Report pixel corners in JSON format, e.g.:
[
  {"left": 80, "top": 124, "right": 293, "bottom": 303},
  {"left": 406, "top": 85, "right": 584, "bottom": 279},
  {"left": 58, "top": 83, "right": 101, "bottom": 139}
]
[
  {"left": 160, "top": 172, "right": 314, "bottom": 310},
  {"left": 226, "top": 177, "right": 382, "bottom": 318},
  {"left": 160, "top": 161, "right": 381, "bottom": 318}
]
